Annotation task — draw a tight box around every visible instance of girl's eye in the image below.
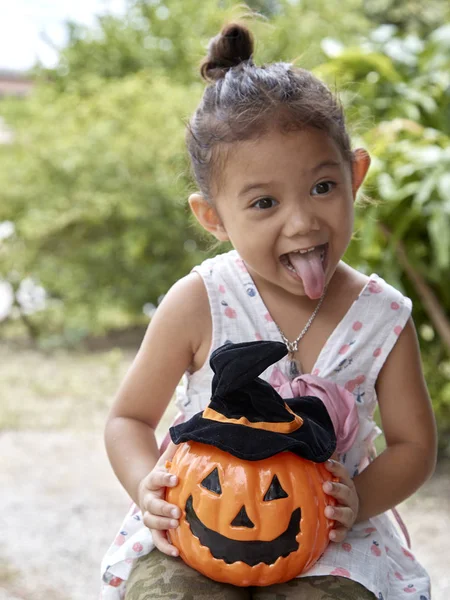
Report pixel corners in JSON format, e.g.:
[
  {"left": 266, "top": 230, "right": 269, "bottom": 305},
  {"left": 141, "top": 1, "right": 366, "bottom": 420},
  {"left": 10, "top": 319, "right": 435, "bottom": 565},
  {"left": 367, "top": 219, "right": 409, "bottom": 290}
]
[
  {"left": 312, "top": 181, "right": 335, "bottom": 195},
  {"left": 251, "top": 197, "right": 278, "bottom": 210}
]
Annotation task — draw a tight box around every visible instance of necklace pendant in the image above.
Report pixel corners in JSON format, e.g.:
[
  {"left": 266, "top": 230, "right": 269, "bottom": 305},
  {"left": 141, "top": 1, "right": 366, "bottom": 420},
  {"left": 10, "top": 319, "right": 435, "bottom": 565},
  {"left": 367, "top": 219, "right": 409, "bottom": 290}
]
[
  {"left": 286, "top": 354, "right": 302, "bottom": 380},
  {"left": 275, "top": 283, "right": 328, "bottom": 381},
  {"left": 286, "top": 340, "right": 298, "bottom": 354}
]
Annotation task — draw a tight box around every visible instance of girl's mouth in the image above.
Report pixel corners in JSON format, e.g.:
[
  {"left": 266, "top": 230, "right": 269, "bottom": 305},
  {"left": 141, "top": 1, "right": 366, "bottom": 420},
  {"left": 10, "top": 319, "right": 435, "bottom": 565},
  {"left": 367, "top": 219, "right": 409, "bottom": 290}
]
[
  {"left": 279, "top": 243, "right": 329, "bottom": 299},
  {"left": 280, "top": 243, "right": 328, "bottom": 273}
]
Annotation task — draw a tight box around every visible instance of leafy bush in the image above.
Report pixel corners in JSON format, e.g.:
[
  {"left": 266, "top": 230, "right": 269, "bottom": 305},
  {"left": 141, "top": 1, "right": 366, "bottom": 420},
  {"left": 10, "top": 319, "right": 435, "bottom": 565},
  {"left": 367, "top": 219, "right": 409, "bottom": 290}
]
[{"left": 0, "top": 73, "right": 206, "bottom": 334}]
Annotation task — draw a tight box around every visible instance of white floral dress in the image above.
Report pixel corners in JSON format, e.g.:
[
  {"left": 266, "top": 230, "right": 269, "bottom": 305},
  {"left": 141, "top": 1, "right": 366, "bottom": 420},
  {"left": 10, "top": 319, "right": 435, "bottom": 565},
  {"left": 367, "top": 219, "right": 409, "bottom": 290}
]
[{"left": 101, "top": 249, "right": 431, "bottom": 600}]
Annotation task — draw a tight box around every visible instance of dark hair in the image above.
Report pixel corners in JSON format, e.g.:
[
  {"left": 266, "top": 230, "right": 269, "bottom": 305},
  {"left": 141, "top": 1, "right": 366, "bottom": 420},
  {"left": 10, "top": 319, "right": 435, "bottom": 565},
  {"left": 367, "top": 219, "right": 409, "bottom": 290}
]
[{"left": 186, "top": 22, "right": 353, "bottom": 202}]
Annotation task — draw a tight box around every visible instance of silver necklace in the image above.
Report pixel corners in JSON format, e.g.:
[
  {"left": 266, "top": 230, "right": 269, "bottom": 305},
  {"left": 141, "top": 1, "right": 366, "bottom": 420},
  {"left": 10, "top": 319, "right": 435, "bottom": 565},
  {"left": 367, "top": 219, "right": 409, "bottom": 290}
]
[{"left": 275, "top": 285, "right": 328, "bottom": 379}]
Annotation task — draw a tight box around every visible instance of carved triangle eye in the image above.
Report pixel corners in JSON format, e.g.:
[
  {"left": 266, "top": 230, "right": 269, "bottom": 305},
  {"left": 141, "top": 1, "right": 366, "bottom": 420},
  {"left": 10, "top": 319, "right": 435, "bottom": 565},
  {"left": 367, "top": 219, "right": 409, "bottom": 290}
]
[
  {"left": 201, "top": 467, "right": 222, "bottom": 495},
  {"left": 263, "top": 475, "right": 288, "bottom": 501}
]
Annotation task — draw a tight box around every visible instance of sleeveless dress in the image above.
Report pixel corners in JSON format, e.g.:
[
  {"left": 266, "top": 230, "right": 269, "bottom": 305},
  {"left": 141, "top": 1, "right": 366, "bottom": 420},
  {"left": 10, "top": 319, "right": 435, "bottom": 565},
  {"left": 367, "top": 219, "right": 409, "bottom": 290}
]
[{"left": 101, "top": 250, "right": 431, "bottom": 600}]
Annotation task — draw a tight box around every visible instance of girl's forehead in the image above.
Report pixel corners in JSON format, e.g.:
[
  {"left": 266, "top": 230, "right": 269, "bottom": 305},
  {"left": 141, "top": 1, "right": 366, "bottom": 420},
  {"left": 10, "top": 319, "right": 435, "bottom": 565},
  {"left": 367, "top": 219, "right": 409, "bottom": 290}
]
[
  {"left": 218, "top": 128, "right": 345, "bottom": 191},
  {"left": 232, "top": 128, "right": 340, "bottom": 165}
]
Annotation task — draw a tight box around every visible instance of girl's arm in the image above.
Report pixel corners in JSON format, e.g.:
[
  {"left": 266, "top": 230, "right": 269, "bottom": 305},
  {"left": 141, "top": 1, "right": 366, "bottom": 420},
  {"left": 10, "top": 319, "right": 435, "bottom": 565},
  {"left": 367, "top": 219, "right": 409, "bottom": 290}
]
[
  {"left": 353, "top": 317, "right": 437, "bottom": 522},
  {"left": 104, "top": 272, "right": 211, "bottom": 506}
]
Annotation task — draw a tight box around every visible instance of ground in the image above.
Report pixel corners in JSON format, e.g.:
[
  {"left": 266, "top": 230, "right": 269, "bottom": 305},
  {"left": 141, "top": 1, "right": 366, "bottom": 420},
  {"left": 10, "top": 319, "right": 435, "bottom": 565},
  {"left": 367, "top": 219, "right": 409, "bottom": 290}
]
[{"left": 0, "top": 344, "right": 449, "bottom": 599}]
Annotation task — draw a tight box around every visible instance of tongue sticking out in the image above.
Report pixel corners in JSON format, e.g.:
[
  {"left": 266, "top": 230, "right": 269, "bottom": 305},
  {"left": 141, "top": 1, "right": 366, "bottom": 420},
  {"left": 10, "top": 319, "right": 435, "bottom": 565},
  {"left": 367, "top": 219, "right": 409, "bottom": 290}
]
[{"left": 289, "top": 248, "right": 325, "bottom": 299}]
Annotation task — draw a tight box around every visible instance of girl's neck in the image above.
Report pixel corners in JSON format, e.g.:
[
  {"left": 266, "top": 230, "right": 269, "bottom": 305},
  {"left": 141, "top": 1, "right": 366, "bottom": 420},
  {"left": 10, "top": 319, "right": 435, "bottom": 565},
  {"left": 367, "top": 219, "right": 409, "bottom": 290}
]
[
  {"left": 253, "top": 261, "right": 367, "bottom": 375},
  {"left": 249, "top": 260, "right": 347, "bottom": 316}
]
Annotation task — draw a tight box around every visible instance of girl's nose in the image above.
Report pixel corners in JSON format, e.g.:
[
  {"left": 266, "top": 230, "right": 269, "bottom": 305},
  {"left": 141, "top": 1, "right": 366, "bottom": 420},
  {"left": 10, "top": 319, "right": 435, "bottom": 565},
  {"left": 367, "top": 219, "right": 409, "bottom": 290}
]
[{"left": 283, "top": 202, "right": 320, "bottom": 237}]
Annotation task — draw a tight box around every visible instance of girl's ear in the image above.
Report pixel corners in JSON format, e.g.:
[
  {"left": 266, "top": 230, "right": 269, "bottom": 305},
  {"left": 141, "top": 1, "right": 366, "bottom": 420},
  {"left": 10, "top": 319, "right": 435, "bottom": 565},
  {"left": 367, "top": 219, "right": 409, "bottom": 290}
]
[
  {"left": 188, "top": 193, "right": 229, "bottom": 242},
  {"left": 351, "top": 148, "right": 371, "bottom": 198}
]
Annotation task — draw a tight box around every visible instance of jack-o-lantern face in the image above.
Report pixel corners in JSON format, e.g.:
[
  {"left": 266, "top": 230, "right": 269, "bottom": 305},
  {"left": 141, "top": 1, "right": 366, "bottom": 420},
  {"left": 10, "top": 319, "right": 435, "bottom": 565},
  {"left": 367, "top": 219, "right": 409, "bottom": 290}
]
[{"left": 166, "top": 441, "right": 335, "bottom": 587}]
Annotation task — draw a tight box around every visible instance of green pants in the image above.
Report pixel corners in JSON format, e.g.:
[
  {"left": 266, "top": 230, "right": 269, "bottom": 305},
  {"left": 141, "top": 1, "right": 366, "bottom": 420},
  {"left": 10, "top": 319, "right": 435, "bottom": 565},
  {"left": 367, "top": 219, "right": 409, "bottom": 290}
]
[{"left": 126, "top": 550, "right": 376, "bottom": 600}]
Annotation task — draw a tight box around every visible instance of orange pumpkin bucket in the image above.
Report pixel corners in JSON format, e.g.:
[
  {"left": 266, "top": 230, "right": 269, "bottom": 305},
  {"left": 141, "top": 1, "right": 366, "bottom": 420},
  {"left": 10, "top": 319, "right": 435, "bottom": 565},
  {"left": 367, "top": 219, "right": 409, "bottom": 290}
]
[{"left": 166, "top": 341, "right": 337, "bottom": 587}]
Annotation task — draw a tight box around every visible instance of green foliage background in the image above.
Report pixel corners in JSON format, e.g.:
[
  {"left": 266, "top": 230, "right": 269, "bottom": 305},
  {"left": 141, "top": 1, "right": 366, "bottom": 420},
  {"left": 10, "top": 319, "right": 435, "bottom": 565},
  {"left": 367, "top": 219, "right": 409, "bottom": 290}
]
[{"left": 0, "top": 0, "right": 449, "bottom": 449}]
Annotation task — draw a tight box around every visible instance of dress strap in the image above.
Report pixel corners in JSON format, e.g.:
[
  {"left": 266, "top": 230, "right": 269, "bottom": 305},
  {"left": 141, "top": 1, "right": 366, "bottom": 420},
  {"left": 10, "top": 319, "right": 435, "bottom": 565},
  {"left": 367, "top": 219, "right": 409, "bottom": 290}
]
[{"left": 391, "top": 506, "right": 412, "bottom": 548}]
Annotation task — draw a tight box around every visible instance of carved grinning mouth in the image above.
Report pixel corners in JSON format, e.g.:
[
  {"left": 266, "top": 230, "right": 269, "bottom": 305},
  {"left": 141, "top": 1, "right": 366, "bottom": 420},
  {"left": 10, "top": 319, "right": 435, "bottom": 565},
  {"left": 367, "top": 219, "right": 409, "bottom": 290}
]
[{"left": 184, "top": 495, "right": 301, "bottom": 566}]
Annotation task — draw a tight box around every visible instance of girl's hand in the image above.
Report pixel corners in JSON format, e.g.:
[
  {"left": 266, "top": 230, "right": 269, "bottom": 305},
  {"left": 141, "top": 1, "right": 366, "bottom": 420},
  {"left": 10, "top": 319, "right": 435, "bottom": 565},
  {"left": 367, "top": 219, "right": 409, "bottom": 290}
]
[
  {"left": 138, "top": 442, "right": 181, "bottom": 556},
  {"left": 323, "top": 459, "right": 360, "bottom": 543}
]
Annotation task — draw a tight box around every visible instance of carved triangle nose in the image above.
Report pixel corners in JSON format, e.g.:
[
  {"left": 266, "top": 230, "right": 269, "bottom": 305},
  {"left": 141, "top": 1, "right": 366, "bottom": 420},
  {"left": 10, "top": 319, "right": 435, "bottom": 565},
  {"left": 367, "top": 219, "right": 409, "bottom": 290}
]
[{"left": 231, "top": 505, "right": 255, "bottom": 528}]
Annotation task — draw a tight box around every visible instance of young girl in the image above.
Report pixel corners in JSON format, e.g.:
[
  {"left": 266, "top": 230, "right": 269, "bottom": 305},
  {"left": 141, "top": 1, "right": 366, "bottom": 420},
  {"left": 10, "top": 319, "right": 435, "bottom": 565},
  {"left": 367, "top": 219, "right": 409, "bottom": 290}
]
[{"left": 101, "top": 22, "right": 436, "bottom": 600}]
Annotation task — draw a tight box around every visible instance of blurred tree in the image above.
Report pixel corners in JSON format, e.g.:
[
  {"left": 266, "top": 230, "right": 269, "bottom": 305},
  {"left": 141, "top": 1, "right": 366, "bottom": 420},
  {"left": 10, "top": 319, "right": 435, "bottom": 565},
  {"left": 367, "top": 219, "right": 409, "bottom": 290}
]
[
  {"left": 36, "top": 0, "right": 371, "bottom": 90},
  {"left": 244, "top": 0, "right": 282, "bottom": 17},
  {"left": 362, "top": 0, "right": 450, "bottom": 36},
  {"left": 0, "top": 73, "right": 204, "bottom": 335}
]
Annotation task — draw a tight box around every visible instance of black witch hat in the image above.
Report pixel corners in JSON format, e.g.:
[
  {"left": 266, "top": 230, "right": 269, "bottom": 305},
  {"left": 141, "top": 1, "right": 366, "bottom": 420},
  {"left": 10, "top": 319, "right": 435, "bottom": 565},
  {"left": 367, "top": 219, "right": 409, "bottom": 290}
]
[{"left": 170, "top": 341, "right": 336, "bottom": 462}]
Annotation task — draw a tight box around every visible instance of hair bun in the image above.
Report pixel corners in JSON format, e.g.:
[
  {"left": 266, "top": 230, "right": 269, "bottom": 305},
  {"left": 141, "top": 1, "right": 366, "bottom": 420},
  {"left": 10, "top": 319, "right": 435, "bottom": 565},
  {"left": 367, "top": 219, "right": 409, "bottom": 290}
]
[{"left": 201, "top": 23, "right": 254, "bottom": 83}]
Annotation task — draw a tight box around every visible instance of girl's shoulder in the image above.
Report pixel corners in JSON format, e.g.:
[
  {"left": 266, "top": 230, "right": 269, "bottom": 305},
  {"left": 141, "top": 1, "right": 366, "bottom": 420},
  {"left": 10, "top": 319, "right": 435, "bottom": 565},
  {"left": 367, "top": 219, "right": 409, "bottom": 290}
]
[
  {"left": 336, "top": 262, "right": 410, "bottom": 308},
  {"left": 193, "top": 248, "right": 239, "bottom": 276},
  {"left": 329, "top": 263, "right": 370, "bottom": 321},
  {"left": 151, "top": 272, "right": 212, "bottom": 365},
  {"left": 340, "top": 266, "right": 412, "bottom": 342},
  {"left": 335, "top": 262, "right": 370, "bottom": 297}
]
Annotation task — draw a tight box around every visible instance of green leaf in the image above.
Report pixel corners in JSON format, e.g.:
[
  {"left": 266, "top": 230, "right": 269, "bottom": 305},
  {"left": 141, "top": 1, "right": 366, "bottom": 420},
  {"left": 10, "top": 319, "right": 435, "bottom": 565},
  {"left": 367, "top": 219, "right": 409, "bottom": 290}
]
[
  {"left": 437, "top": 173, "right": 450, "bottom": 208},
  {"left": 428, "top": 210, "right": 450, "bottom": 269},
  {"left": 413, "top": 170, "right": 440, "bottom": 207}
]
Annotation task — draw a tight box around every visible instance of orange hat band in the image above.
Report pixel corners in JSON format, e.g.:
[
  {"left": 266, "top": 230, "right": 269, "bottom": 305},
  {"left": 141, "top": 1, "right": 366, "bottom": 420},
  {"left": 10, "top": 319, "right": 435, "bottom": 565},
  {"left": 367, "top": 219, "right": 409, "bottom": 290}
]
[{"left": 202, "top": 403, "right": 303, "bottom": 434}]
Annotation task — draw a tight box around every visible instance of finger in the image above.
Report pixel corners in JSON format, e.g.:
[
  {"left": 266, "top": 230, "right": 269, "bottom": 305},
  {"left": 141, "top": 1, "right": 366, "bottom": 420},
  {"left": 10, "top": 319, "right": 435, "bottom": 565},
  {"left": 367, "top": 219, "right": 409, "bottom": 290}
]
[
  {"left": 325, "top": 505, "right": 355, "bottom": 529},
  {"left": 328, "top": 525, "right": 349, "bottom": 544},
  {"left": 325, "top": 459, "right": 352, "bottom": 485},
  {"left": 146, "top": 496, "right": 181, "bottom": 519},
  {"left": 322, "top": 481, "right": 353, "bottom": 505},
  {"left": 144, "top": 511, "right": 179, "bottom": 531},
  {"left": 157, "top": 441, "right": 178, "bottom": 467},
  {"left": 145, "top": 470, "right": 178, "bottom": 492},
  {"left": 151, "top": 528, "right": 180, "bottom": 557}
]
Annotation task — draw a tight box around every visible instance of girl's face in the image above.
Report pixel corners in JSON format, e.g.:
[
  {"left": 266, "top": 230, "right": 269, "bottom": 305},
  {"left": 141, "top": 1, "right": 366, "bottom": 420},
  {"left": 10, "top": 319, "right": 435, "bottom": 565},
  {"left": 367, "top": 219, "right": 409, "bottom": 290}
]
[{"left": 191, "top": 127, "right": 369, "bottom": 300}]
